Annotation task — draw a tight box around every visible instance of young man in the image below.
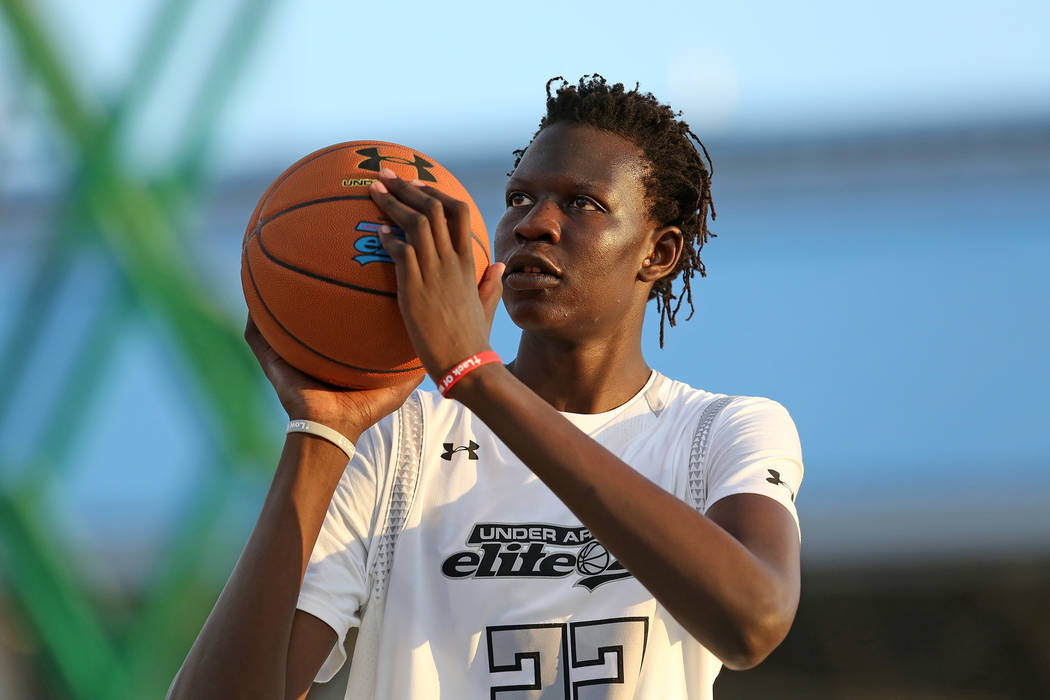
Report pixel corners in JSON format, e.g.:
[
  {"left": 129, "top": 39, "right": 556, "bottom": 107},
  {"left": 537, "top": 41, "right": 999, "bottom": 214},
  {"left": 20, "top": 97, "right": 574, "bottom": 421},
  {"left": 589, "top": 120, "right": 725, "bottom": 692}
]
[{"left": 170, "top": 76, "right": 803, "bottom": 700}]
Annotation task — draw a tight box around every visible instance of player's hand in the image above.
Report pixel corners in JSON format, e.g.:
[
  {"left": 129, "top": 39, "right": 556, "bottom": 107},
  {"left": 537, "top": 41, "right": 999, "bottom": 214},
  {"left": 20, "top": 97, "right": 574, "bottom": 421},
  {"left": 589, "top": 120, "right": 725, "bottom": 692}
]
[
  {"left": 244, "top": 316, "right": 421, "bottom": 441},
  {"left": 369, "top": 169, "right": 504, "bottom": 382}
]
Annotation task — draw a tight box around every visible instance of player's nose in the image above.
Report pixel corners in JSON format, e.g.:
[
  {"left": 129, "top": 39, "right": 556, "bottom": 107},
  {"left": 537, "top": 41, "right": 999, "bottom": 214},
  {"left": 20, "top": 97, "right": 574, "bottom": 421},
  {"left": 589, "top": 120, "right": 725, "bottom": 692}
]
[{"left": 513, "top": 198, "right": 562, "bottom": 245}]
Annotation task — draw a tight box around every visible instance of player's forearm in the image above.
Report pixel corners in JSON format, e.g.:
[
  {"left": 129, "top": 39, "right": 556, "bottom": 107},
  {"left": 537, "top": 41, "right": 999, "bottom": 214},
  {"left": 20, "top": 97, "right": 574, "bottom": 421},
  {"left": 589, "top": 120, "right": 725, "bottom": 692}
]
[
  {"left": 168, "top": 433, "right": 351, "bottom": 700},
  {"left": 454, "top": 365, "right": 795, "bottom": 668}
]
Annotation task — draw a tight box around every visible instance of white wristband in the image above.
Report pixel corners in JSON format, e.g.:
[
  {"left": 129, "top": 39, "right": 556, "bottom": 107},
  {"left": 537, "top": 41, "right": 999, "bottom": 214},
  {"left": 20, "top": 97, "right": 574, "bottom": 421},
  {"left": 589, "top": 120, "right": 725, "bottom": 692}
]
[{"left": 286, "top": 419, "right": 357, "bottom": 461}]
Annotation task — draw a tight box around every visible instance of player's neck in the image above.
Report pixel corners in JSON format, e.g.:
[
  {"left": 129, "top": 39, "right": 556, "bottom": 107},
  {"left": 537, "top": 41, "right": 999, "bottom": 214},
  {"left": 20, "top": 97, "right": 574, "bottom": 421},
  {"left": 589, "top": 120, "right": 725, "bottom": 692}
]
[{"left": 509, "top": 332, "right": 651, "bottom": 414}]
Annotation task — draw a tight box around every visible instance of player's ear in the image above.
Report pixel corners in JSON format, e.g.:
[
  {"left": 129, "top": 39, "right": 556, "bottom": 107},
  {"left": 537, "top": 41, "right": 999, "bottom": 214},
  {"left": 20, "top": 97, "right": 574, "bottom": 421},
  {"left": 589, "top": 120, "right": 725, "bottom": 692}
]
[{"left": 638, "top": 225, "right": 683, "bottom": 284}]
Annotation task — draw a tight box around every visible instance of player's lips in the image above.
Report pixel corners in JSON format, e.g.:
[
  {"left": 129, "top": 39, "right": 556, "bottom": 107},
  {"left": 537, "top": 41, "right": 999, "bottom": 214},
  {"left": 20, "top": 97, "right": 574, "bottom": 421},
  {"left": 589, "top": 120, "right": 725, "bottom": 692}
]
[{"left": 502, "top": 252, "right": 562, "bottom": 290}]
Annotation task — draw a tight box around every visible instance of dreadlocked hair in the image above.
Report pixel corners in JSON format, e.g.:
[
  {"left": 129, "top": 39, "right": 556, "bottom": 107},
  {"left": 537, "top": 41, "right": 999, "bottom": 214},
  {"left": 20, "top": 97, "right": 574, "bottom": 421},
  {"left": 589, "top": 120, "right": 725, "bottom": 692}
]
[{"left": 512, "top": 75, "right": 716, "bottom": 347}]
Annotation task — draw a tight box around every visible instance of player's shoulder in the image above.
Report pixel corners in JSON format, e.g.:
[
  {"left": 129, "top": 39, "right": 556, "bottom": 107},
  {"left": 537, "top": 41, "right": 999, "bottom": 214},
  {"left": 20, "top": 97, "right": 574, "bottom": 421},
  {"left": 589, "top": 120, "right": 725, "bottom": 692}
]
[
  {"left": 653, "top": 373, "right": 796, "bottom": 435},
  {"left": 651, "top": 372, "right": 726, "bottom": 420}
]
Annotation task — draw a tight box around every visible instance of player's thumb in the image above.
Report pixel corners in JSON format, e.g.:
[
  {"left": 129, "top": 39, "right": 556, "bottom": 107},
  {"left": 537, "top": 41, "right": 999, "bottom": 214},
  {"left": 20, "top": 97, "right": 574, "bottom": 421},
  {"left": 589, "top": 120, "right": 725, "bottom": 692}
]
[{"left": 478, "top": 262, "right": 505, "bottom": 330}]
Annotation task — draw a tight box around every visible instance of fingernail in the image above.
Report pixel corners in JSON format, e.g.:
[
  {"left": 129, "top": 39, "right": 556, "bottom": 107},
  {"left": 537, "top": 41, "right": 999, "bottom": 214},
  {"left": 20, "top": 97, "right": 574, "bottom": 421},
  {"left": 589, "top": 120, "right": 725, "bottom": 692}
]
[
  {"left": 379, "top": 224, "right": 392, "bottom": 234},
  {"left": 380, "top": 168, "right": 397, "bottom": 179},
  {"left": 371, "top": 180, "right": 388, "bottom": 194},
  {"left": 409, "top": 179, "right": 425, "bottom": 187}
]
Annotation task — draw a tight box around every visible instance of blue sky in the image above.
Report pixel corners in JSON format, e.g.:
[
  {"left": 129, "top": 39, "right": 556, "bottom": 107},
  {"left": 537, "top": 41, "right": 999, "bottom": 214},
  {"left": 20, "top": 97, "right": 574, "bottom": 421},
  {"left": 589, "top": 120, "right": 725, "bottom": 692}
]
[{"left": 7, "top": 0, "right": 1048, "bottom": 177}]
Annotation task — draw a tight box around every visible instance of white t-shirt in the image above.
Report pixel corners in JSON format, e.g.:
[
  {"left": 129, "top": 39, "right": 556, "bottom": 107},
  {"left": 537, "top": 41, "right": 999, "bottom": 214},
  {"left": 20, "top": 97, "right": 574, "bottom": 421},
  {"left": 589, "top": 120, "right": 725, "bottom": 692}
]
[{"left": 297, "top": 371, "right": 803, "bottom": 699}]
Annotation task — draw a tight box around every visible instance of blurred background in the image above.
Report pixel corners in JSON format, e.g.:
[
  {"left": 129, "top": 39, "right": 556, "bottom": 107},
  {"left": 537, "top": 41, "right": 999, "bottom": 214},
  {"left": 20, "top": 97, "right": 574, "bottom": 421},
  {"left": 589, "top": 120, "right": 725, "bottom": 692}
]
[{"left": 1, "top": 0, "right": 1048, "bottom": 697}]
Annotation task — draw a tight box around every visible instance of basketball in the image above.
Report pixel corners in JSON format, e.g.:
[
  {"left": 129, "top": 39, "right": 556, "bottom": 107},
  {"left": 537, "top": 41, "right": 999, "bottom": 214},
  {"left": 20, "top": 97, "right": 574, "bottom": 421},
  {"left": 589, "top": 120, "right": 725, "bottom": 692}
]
[{"left": 241, "top": 141, "right": 490, "bottom": 388}]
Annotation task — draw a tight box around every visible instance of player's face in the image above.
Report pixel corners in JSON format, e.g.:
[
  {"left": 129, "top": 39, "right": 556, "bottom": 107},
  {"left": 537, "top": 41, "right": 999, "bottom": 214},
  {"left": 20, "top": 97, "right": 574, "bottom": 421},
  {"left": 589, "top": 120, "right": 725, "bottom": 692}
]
[{"left": 495, "top": 122, "right": 657, "bottom": 340}]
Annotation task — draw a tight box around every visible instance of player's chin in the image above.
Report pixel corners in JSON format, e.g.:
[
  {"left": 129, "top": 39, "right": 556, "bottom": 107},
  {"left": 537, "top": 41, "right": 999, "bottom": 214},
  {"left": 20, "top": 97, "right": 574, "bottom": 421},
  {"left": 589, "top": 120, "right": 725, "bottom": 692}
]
[{"left": 504, "top": 296, "right": 575, "bottom": 334}]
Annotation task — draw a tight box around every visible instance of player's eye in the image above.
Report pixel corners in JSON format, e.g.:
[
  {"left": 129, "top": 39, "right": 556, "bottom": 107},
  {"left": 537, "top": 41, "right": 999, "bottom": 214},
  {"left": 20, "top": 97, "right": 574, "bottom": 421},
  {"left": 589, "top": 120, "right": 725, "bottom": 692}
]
[
  {"left": 571, "top": 195, "right": 601, "bottom": 211},
  {"left": 507, "top": 191, "right": 533, "bottom": 207}
]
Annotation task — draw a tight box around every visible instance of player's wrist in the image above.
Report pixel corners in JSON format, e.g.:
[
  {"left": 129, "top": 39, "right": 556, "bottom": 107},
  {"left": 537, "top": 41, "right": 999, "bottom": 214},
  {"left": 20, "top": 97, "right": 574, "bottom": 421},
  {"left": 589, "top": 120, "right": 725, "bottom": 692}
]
[
  {"left": 436, "top": 349, "right": 501, "bottom": 398},
  {"left": 442, "top": 360, "right": 504, "bottom": 403},
  {"left": 283, "top": 407, "right": 364, "bottom": 445},
  {"left": 286, "top": 419, "right": 357, "bottom": 461}
]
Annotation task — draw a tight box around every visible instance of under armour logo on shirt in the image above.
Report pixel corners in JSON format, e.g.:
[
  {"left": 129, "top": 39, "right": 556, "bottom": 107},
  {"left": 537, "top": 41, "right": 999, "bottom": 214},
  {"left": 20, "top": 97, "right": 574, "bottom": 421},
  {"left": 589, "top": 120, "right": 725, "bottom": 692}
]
[
  {"left": 441, "top": 440, "right": 480, "bottom": 461},
  {"left": 766, "top": 469, "right": 796, "bottom": 501}
]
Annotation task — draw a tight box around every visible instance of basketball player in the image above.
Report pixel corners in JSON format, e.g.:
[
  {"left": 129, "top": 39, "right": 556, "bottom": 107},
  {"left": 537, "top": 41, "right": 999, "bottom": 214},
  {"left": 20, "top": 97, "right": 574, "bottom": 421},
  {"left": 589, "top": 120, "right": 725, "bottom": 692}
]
[{"left": 170, "top": 76, "right": 803, "bottom": 699}]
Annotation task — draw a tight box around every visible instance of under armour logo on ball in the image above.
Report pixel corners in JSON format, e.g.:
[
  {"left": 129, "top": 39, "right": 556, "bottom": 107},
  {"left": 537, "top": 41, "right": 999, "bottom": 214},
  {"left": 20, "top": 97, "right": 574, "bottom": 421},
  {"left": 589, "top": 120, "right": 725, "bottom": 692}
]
[
  {"left": 355, "top": 147, "right": 437, "bottom": 182},
  {"left": 441, "top": 440, "right": 480, "bottom": 461}
]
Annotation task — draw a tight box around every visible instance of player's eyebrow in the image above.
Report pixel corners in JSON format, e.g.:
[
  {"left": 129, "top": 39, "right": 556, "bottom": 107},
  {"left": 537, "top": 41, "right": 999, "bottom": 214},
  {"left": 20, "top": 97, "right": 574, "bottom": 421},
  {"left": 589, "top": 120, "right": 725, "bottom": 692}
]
[{"left": 506, "top": 175, "right": 612, "bottom": 199}]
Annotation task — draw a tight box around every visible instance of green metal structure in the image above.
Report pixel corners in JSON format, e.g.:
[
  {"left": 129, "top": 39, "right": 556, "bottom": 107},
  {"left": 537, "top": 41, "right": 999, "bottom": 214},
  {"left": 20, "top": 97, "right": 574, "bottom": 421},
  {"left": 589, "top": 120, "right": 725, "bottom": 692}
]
[{"left": 0, "top": 1, "right": 281, "bottom": 696}]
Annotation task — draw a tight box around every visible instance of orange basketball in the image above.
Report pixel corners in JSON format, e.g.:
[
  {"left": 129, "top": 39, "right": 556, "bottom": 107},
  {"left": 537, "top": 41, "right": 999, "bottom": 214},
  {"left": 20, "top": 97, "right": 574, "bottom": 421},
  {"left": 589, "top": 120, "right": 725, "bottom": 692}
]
[{"left": 241, "top": 140, "right": 490, "bottom": 389}]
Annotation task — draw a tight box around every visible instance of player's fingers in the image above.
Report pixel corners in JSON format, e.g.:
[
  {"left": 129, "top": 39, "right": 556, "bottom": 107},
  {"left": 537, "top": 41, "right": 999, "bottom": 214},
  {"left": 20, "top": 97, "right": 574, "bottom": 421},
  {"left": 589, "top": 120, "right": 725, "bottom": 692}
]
[
  {"left": 244, "top": 316, "right": 275, "bottom": 366},
  {"left": 478, "top": 262, "right": 505, "bottom": 331},
  {"left": 379, "top": 226, "right": 422, "bottom": 294},
  {"left": 244, "top": 314, "right": 262, "bottom": 348},
  {"left": 370, "top": 178, "right": 438, "bottom": 274},
  {"left": 377, "top": 223, "right": 412, "bottom": 265},
  {"left": 410, "top": 181, "right": 473, "bottom": 260},
  {"left": 244, "top": 315, "right": 290, "bottom": 385},
  {"left": 376, "top": 170, "right": 455, "bottom": 260},
  {"left": 380, "top": 172, "right": 457, "bottom": 259}
]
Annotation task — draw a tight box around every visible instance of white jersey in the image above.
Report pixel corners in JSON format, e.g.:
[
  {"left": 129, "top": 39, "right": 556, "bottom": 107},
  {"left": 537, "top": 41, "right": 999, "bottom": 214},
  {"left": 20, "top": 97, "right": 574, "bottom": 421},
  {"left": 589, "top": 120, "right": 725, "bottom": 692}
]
[{"left": 297, "top": 371, "right": 803, "bottom": 699}]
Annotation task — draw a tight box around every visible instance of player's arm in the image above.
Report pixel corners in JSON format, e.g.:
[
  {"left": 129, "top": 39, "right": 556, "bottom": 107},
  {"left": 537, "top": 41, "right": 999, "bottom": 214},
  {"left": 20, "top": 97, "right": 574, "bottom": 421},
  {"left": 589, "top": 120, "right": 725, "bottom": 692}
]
[
  {"left": 284, "top": 611, "right": 342, "bottom": 700},
  {"left": 167, "top": 320, "right": 417, "bottom": 700},
  {"left": 452, "top": 371, "right": 799, "bottom": 669},
  {"left": 370, "top": 174, "right": 799, "bottom": 670}
]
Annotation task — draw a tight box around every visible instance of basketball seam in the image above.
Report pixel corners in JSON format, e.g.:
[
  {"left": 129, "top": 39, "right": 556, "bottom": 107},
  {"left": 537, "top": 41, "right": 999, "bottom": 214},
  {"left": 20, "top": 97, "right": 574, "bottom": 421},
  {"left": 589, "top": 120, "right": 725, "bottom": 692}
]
[
  {"left": 245, "top": 139, "right": 492, "bottom": 262},
  {"left": 251, "top": 197, "right": 400, "bottom": 299},
  {"left": 249, "top": 198, "right": 491, "bottom": 267},
  {"left": 244, "top": 243, "right": 425, "bottom": 375},
  {"left": 244, "top": 194, "right": 372, "bottom": 249},
  {"left": 257, "top": 141, "right": 393, "bottom": 222},
  {"left": 247, "top": 194, "right": 489, "bottom": 291}
]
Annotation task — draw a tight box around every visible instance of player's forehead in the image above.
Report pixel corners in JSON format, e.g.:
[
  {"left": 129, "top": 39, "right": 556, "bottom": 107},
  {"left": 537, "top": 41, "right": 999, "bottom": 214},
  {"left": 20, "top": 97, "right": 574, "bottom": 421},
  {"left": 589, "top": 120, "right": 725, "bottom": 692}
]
[{"left": 509, "top": 123, "right": 649, "bottom": 199}]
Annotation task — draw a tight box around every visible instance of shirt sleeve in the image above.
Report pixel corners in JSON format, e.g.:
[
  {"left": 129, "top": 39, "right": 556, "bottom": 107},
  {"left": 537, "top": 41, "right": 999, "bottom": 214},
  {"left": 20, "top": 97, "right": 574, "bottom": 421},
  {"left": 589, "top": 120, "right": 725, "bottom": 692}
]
[
  {"left": 703, "top": 396, "right": 804, "bottom": 538},
  {"left": 296, "top": 416, "right": 392, "bottom": 682}
]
